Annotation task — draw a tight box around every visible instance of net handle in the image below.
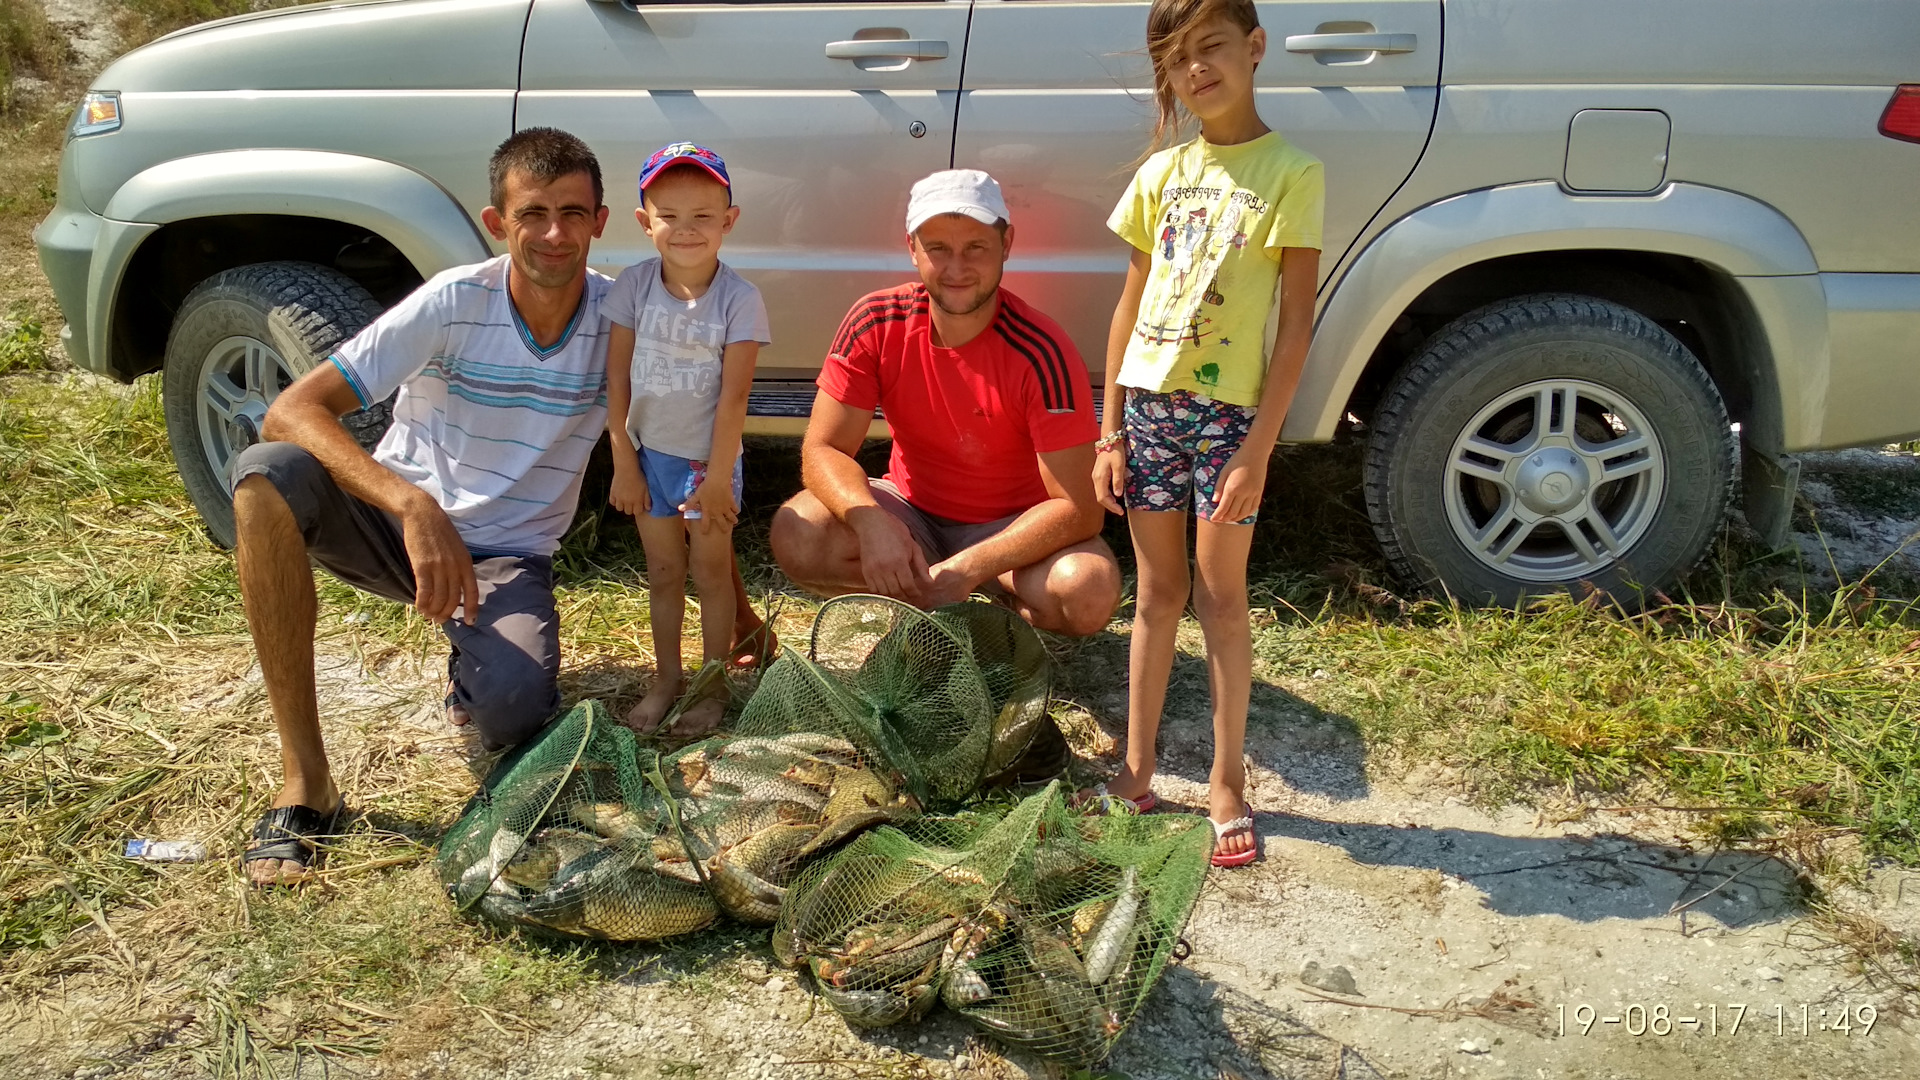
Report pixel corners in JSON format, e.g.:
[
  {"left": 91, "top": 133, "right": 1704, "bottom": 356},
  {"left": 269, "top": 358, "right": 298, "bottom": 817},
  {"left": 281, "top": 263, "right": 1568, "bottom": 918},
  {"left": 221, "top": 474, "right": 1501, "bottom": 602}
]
[{"left": 456, "top": 702, "right": 600, "bottom": 914}]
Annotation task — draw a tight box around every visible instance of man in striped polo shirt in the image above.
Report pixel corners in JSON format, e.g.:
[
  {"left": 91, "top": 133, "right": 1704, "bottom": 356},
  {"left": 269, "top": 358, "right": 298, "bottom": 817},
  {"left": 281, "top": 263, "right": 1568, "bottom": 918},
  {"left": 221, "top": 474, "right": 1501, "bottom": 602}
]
[
  {"left": 230, "top": 129, "right": 611, "bottom": 886},
  {"left": 771, "top": 170, "right": 1121, "bottom": 637}
]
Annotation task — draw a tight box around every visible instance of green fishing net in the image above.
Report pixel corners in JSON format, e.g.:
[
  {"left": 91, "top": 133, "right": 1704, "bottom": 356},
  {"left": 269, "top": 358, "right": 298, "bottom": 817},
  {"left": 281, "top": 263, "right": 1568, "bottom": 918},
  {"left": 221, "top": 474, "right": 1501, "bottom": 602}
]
[
  {"left": 774, "top": 782, "right": 1214, "bottom": 1066},
  {"left": 735, "top": 596, "right": 1059, "bottom": 807},
  {"left": 438, "top": 700, "right": 917, "bottom": 940}
]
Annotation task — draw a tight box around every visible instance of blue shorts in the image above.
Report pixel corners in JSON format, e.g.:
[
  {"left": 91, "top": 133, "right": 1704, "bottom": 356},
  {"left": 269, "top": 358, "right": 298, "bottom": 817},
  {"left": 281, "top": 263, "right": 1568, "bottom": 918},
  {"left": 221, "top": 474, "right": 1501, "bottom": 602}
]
[{"left": 639, "top": 446, "right": 744, "bottom": 519}]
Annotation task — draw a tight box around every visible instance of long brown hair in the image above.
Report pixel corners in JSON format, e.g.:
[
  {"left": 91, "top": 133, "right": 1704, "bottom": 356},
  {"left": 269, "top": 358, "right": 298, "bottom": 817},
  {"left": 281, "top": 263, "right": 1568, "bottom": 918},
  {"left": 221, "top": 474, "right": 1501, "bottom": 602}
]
[{"left": 1144, "top": 0, "right": 1261, "bottom": 154}]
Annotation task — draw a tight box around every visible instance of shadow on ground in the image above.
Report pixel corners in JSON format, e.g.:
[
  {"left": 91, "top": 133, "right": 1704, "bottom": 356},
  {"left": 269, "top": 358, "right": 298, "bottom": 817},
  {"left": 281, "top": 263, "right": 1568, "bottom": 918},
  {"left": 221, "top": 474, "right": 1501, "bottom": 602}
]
[
  {"left": 1055, "top": 627, "right": 1374, "bottom": 804},
  {"left": 1263, "top": 812, "right": 1806, "bottom": 926}
]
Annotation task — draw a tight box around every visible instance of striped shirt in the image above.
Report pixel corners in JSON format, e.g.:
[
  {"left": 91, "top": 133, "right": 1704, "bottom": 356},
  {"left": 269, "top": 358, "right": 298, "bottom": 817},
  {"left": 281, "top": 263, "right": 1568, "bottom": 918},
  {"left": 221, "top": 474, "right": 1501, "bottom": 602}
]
[
  {"left": 816, "top": 284, "right": 1095, "bottom": 524},
  {"left": 330, "top": 255, "right": 611, "bottom": 555}
]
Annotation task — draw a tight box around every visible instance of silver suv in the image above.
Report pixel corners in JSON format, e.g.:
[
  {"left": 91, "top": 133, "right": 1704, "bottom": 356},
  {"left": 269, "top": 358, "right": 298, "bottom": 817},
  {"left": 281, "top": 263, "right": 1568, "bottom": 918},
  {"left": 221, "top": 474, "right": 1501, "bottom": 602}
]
[{"left": 34, "top": 0, "right": 1920, "bottom": 603}]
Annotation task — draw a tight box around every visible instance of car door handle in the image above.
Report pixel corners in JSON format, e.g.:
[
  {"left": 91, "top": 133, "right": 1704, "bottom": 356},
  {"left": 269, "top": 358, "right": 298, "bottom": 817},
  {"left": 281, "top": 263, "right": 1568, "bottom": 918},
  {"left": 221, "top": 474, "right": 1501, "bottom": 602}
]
[
  {"left": 825, "top": 39, "right": 949, "bottom": 61},
  {"left": 1284, "top": 32, "right": 1417, "bottom": 54}
]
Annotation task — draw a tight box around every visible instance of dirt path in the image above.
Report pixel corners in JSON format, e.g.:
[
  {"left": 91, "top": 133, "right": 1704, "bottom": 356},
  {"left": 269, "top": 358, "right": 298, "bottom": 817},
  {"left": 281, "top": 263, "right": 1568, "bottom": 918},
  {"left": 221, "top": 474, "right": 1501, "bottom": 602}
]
[{"left": 333, "top": 716, "right": 1920, "bottom": 1080}]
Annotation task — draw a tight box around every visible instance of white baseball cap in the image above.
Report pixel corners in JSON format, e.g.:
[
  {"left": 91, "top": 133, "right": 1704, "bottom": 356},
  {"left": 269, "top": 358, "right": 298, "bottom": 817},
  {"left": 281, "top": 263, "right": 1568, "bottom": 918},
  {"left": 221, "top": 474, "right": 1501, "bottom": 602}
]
[{"left": 905, "top": 169, "right": 1009, "bottom": 235}]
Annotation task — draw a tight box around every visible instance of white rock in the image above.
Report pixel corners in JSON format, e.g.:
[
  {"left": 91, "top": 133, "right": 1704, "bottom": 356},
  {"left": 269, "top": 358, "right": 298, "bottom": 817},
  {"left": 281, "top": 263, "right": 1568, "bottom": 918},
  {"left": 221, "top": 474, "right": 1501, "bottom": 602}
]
[
  {"left": 953, "top": 1056, "right": 971, "bottom": 1070},
  {"left": 1756, "top": 966, "right": 1783, "bottom": 981},
  {"left": 1458, "top": 1038, "right": 1490, "bottom": 1054},
  {"left": 765, "top": 977, "right": 786, "bottom": 992}
]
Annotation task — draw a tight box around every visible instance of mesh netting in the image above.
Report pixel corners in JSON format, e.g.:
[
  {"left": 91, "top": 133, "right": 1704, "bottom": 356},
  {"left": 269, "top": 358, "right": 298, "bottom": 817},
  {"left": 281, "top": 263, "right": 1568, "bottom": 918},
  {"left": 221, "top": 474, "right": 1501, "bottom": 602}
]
[
  {"left": 439, "top": 700, "right": 919, "bottom": 940},
  {"left": 735, "top": 596, "right": 1056, "bottom": 807},
  {"left": 774, "top": 782, "right": 1212, "bottom": 1065}
]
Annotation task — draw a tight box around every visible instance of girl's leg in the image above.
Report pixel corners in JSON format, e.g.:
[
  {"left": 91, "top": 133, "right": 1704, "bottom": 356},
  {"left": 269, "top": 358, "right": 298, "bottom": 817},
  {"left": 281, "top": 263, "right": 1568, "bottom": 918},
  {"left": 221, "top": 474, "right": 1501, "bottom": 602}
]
[
  {"left": 676, "top": 523, "right": 738, "bottom": 737},
  {"left": 629, "top": 514, "right": 690, "bottom": 731},
  {"left": 1115, "top": 508, "right": 1191, "bottom": 801},
  {"left": 1193, "top": 515, "right": 1258, "bottom": 855}
]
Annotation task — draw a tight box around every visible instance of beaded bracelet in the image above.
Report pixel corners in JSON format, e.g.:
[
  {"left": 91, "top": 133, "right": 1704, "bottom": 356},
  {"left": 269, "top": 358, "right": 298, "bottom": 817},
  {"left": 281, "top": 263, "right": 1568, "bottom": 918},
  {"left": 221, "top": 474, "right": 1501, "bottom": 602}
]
[{"left": 1094, "top": 431, "right": 1125, "bottom": 453}]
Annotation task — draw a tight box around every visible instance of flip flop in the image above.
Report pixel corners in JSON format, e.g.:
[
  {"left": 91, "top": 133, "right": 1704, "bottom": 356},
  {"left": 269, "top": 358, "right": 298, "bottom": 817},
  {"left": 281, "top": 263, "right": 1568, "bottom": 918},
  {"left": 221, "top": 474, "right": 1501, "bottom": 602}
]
[
  {"left": 1209, "top": 805, "right": 1258, "bottom": 868},
  {"left": 1078, "top": 783, "right": 1158, "bottom": 814},
  {"left": 242, "top": 801, "right": 344, "bottom": 885}
]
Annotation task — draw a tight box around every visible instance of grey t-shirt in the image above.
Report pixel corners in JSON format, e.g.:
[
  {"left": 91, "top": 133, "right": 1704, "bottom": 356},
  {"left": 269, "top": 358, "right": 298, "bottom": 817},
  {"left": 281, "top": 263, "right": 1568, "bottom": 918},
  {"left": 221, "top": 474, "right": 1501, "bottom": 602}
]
[{"left": 603, "top": 258, "right": 771, "bottom": 460}]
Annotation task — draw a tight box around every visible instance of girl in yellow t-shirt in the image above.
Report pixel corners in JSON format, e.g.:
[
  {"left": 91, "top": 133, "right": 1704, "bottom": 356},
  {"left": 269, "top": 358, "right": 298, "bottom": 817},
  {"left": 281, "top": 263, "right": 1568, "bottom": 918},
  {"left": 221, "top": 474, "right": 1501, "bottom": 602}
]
[{"left": 1090, "top": 0, "right": 1324, "bottom": 868}]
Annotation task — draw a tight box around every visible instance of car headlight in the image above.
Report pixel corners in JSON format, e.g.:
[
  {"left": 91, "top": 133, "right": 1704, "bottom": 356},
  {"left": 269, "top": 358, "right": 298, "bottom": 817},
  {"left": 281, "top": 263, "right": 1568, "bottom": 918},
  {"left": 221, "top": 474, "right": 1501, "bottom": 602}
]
[{"left": 70, "top": 92, "right": 121, "bottom": 138}]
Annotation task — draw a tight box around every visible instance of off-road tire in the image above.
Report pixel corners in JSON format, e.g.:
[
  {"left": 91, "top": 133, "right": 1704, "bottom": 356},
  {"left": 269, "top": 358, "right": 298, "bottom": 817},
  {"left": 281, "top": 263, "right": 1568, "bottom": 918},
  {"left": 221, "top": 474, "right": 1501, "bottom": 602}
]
[
  {"left": 1364, "top": 294, "right": 1734, "bottom": 606},
  {"left": 161, "top": 261, "right": 387, "bottom": 548}
]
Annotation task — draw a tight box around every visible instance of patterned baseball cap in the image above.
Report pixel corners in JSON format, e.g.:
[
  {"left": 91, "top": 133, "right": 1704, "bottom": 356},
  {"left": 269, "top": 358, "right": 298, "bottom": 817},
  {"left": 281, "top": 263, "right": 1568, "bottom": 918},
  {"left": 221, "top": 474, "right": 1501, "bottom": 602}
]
[{"left": 638, "top": 142, "right": 731, "bottom": 195}]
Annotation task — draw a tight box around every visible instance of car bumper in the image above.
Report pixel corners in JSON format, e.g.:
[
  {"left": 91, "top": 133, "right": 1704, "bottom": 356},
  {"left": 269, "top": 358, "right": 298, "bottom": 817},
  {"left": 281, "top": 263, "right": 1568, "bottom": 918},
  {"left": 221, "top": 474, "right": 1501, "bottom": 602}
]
[{"left": 32, "top": 204, "right": 102, "bottom": 374}]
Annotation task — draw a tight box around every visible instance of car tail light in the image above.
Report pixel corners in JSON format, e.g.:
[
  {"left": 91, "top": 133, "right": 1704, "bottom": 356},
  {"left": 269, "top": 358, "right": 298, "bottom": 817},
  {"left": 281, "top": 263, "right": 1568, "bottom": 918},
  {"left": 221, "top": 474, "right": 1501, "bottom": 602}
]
[{"left": 1881, "top": 85, "right": 1920, "bottom": 144}]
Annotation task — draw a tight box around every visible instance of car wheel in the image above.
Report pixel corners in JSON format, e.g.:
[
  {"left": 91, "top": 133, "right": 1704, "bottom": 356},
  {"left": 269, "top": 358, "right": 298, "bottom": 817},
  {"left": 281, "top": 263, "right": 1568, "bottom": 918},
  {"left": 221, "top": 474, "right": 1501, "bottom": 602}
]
[
  {"left": 1364, "top": 293, "right": 1734, "bottom": 606},
  {"left": 161, "top": 261, "right": 387, "bottom": 548}
]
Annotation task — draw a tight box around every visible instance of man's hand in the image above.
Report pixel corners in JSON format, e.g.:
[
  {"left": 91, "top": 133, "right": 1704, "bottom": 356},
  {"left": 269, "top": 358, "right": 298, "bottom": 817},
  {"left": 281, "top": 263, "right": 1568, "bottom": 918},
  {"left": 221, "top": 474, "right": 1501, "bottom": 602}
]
[
  {"left": 1092, "top": 444, "right": 1128, "bottom": 515},
  {"left": 609, "top": 465, "right": 650, "bottom": 519},
  {"left": 922, "top": 558, "right": 980, "bottom": 608},
  {"left": 682, "top": 473, "right": 739, "bottom": 534},
  {"left": 850, "top": 507, "right": 931, "bottom": 602},
  {"left": 401, "top": 497, "right": 479, "bottom": 624},
  {"left": 1209, "top": 449, "right": 1268, "bottom": 524}
]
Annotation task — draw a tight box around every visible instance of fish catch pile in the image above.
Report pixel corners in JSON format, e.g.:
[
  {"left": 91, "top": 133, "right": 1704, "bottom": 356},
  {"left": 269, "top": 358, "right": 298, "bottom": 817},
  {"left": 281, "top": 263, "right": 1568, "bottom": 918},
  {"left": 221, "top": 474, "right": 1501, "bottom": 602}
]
[{"left": 437, "top": 598, "right": 1211, "bottom": 1066}]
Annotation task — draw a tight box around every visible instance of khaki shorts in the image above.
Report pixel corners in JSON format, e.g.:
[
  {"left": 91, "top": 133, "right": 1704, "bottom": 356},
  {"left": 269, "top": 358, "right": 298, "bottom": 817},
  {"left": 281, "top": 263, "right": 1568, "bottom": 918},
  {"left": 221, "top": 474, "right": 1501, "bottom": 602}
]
[{"left": 868, "top": 479, "right": 1019, "bottom": 592}]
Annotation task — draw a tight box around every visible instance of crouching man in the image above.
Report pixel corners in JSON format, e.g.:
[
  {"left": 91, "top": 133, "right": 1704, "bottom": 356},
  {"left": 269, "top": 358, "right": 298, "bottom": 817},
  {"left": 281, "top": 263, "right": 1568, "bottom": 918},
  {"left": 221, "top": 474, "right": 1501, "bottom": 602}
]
[
  {"left": 232, "top": 128, "right": 611, "bottom": 886},
  {"left": 771, "top": 169, "right": 1121, "bottom": 635}
]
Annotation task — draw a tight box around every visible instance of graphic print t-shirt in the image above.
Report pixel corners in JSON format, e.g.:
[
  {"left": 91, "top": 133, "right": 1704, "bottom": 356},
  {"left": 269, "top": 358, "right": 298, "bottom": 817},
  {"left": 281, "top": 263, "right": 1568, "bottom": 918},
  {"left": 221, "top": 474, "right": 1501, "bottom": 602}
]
[
  {"left": 1108, "top": 131, "right": 1323, "bottom": 407},
  {"left": 330, "top": 255, "right": 610, "bottom": 556},
  {"left": 602, "top": 258, "right": 771, "bottom": 461}
]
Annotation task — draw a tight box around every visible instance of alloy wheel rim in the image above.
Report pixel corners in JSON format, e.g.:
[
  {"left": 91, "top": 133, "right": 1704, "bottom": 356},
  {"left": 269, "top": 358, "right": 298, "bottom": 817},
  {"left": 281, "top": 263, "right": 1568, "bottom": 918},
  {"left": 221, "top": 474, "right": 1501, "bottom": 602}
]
[
  {"left": 195, "top": 335, "right": 296, "bottom": 494},
  {"left": 1442, "top": 378, "right": 1666, "bottom": 583}
]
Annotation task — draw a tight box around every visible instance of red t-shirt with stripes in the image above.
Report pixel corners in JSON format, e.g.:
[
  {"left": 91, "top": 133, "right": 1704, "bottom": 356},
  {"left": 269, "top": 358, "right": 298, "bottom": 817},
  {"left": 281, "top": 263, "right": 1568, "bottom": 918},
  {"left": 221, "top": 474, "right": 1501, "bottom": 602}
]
[{"left": 817, "top": 284, "right": 1096, "bottom": 524}]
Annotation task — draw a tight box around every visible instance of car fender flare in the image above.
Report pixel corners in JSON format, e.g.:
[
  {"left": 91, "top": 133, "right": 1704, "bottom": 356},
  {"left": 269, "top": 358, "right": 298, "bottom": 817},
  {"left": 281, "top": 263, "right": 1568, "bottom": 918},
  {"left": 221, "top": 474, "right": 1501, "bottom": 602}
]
[
  {"left": 1287, "top": 180, "right": 1828, "bottom": 453},
  {"left": 91, "top": 149, "right": 491, "bottom": 376}
]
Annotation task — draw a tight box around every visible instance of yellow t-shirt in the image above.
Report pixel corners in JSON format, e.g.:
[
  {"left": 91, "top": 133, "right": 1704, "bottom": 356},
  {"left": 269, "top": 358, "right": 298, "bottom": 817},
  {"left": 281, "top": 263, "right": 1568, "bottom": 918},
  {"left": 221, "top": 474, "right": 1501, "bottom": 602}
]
[{"left": 1108, "top": 131, "right": 1324, "bottom": 407}]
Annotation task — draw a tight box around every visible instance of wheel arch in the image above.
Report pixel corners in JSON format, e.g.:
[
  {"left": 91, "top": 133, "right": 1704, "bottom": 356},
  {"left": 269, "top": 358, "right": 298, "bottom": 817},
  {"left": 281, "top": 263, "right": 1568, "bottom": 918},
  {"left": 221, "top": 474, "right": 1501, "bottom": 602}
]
[
  {"left": 89, "top": 149, "right": 491, "bottom": 380},
  {"left": 1291, "top": 180, "right": 1829, "bottom": 457}
]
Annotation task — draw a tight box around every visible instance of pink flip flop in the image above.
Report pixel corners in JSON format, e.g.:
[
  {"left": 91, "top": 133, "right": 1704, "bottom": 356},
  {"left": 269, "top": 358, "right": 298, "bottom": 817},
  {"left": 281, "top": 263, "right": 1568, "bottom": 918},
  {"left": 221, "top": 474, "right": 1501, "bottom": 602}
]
[{"left": 1210, "top": 805, "right": 1258, "bottom": 868}]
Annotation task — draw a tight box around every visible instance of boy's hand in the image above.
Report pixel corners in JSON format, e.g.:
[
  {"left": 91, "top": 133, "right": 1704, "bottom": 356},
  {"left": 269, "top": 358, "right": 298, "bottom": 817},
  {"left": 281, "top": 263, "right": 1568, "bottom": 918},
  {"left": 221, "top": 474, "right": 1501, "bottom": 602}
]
[
  {"left": 682, "top": 474, "right": 738, "bottom": 534},
  {"left": 1092, "top": 445, "right": 1128, "bottom": 515},
  {"left": 1209, "top": 449, "right": 1268, "bottom": 524},
  {"left": 609, "top": 467, "right": 650, "bottom": 518}
]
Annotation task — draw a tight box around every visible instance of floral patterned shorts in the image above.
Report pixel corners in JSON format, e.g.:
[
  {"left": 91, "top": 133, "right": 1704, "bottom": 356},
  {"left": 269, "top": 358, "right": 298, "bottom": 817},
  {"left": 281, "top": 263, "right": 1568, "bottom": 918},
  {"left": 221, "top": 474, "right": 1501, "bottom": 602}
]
[{"left": 1122, "top": 387, "right": 1260, "bottom": 524}]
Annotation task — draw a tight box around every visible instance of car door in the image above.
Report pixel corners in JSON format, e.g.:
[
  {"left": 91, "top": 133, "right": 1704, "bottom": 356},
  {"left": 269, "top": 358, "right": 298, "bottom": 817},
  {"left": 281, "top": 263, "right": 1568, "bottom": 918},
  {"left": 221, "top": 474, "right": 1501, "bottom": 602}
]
[
  {"left": 955, "top": 0, "right": 1442, "bottom": 370},
  {"left": 516, "top": 0, "right": 971, "bottom": 426}
]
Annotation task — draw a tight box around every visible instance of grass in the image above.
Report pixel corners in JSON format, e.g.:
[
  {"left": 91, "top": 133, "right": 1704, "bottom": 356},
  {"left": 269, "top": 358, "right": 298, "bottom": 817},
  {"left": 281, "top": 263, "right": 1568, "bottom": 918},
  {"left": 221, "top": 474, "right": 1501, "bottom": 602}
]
[{"left": 3, "top": 370, "right": 1917, "bottom": 1072}]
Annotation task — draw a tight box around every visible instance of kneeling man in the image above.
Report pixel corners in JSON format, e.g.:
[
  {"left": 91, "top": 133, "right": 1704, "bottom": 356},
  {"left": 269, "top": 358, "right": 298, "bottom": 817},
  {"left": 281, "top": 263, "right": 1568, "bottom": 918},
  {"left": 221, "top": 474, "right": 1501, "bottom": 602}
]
[
  {"left": 233, "top": 128, "right": 611, "bottom": 885},
  {"left": 772, "top": 170, "right": 1120, "bottom": 635}
]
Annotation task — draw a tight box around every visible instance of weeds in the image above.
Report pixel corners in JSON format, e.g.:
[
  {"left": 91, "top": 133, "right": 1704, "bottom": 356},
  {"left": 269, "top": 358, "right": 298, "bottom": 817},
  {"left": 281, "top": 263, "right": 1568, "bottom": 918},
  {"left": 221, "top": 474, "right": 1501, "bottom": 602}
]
[
  {"left": 0, "top": 0, "right": 68, "bottom": 115},
  {"left": 0, "top": 303, "right": 54, "bottom": 371}
]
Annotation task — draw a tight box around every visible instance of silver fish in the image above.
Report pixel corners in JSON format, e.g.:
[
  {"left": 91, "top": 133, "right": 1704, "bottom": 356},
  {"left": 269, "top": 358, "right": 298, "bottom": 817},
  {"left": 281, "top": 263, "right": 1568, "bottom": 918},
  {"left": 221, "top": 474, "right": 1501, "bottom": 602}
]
[{"left": 1085, "top": 865, "right": 1140, "bottom": 986}]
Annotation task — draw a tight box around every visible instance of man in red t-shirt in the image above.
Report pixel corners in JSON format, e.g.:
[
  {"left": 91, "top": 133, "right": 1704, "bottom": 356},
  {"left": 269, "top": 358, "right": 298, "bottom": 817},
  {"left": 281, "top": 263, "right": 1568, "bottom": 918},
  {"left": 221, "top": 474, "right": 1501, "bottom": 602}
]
[{"left": 771, "top": 170, "right": 1121, "bottom": 636}]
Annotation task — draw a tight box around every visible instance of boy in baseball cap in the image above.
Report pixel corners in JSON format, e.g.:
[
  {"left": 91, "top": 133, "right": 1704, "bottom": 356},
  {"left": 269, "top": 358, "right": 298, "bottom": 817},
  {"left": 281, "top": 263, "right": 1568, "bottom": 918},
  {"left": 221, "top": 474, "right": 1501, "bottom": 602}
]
[{"left": 603, "top": 142, "right": 774, "bottom": 736}]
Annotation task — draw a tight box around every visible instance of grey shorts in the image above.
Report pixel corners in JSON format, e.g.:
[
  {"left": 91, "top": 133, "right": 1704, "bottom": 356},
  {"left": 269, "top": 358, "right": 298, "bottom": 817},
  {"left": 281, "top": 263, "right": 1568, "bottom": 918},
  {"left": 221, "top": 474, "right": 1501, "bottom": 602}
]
[
  {"left": 868, "top": 478, "right": 1018, "bottom": 589},
  {"left": 232, "top": 442, "right": 561, "bottom": 750}
]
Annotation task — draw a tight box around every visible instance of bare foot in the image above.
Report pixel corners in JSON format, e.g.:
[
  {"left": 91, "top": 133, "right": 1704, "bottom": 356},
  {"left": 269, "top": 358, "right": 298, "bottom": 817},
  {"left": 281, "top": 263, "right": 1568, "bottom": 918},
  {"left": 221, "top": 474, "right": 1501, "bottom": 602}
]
[
  {"left": 666, "top": 694, "right": 726, "bottom": 740},
  {"left": 1208, "top": 786, "right": 1255, "bottom": 862},
  {"left": 244, "top": 782, "right": 343, "bottom": 888},
  {"left": 728, "top": 619, "right": 778, "bottom": 669},
  {"left": 626, "top": 674, "right": 684, "bottom": 733}
]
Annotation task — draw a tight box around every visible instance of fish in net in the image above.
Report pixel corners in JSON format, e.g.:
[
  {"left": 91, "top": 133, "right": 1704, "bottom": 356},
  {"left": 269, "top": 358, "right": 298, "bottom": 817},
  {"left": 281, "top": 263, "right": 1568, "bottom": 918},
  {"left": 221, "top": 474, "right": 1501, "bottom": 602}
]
[
  {"left": 774, "top": 782, "right": 1212, "bottom": 1065},
  {"left": 735, "top": 596, "right": 1061, "bottom": 807},
  {"left": 438, "top": 700, "right": 919, "bottom": 940}
]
